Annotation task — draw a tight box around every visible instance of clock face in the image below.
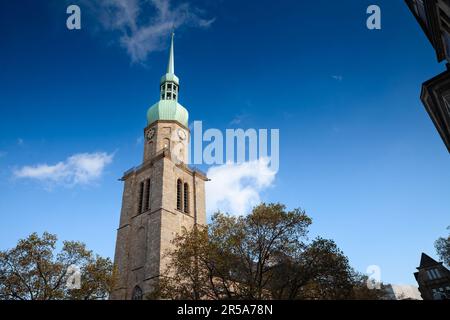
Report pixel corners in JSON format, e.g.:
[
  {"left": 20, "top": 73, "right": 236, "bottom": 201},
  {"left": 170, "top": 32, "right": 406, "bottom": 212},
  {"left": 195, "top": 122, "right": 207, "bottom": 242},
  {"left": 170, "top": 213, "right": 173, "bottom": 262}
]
[
  {"left": 177, "top": 128, "right": 186, "bottom": 141},
  {"left": 146, "top": 128, "right": 155, "bottom": 141}
]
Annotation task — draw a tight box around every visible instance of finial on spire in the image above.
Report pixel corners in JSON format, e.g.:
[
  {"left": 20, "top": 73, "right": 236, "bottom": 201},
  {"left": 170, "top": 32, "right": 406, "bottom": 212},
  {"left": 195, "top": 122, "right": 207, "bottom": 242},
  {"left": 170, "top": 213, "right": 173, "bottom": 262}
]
[{"left": 167, "top": 31, "right": 175, "bottom": 74}]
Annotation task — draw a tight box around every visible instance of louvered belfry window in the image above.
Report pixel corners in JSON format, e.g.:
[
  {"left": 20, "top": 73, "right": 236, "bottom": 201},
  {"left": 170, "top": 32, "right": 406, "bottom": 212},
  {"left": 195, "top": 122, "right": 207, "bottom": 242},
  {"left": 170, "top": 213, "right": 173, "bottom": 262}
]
[
  {"left": 183, "top": 183, "right": 189, "bottom": 213},
  {"left": 177, "top": 179, "right": 182, "bottom": 211}
]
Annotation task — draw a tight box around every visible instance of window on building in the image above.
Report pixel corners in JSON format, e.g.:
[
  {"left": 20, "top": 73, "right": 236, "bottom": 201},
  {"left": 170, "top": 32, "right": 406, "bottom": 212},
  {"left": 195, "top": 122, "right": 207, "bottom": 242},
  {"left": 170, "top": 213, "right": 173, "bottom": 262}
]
[
  {"left": 427, "top": 268, "right": 442, "bottom": 280},
  {"left": 432, "top": 268, "right": 441, "bottom": 279},
  {"left": 144, "top": 179, "right": 151, "bottom": 211},
  {"left": 183, "top": 183, "right": 189, "bottom": 213},
  {"left": 132, "top": 286, "right": 143, "bottom": 300},
  {"left": 439, "top": 8, "right": 450, "bottom": 31},
  {"left": 443, "top": 93, "right": 450, "bottom": 115},
  {"left": 443, "top": 32, "right": 450, "bottom": 61},
  {"left": 167, "top": 83, "right": 172, "bottom": 90},
  {"left": 137, "top": 181, "right": 144, "bottom": 214},
  {"left": 177, "top": 179, "right": 182, "bottom": 211},
  {"left": 173, "top": 94, "right": 177, "bottom": 100}
]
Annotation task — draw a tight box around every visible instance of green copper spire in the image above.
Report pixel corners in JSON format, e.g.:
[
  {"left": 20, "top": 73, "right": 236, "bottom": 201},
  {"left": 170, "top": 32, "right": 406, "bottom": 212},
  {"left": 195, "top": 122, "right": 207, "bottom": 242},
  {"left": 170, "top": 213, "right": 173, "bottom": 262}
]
[
  {"left": 160, "top": 32, "right": 179, "bottom": 86},
  {"left": 147, "top": 32, "right": 188, "bottom": 127}
]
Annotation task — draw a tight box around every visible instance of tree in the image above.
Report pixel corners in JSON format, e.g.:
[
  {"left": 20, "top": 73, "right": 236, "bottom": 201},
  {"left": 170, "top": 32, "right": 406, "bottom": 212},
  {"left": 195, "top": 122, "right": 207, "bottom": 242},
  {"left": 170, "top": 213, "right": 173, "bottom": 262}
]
[
  {"left": 0, "top": 232, "right": 115, "bottom": 300},
  {"left": 151, "top": 226, "right": 214, "bottom": 300},
  {"left": 155, "top": 203, "right": 382, "bottom": 300},
  {"left": 207, "top": 203, "right": 312, "bottom": 299},
  {"left": 435, "top": 227, "right": 450, "bottom": 267}
]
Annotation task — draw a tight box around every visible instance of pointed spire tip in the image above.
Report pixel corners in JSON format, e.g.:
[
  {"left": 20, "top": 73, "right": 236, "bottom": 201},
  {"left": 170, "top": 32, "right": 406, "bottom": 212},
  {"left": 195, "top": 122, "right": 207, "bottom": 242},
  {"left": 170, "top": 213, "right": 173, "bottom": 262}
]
[{"left": 167, "top": 32, "right": 175, "bottom": 74}]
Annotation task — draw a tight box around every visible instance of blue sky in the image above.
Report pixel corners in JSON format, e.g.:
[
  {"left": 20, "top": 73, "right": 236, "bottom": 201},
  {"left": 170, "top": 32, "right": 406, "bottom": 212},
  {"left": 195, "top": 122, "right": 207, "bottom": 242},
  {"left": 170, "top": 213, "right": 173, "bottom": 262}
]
[{"left": 0, "top": 0, "right": 449, "bottom": 286}]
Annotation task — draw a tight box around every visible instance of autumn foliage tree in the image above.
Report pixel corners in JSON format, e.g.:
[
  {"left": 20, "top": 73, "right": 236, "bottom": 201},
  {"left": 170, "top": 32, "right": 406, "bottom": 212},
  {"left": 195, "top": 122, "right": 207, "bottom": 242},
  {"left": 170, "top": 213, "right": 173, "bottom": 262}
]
[
  {"left": 0, "top": 232, "right": 115, "bottom": 300},
  {"left": 154, "top": 203, "right": 381, "bottom": 300}
]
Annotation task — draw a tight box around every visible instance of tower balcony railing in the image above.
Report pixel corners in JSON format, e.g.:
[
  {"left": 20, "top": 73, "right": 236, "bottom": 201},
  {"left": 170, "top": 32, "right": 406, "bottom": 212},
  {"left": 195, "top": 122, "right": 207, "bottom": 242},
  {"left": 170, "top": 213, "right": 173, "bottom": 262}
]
[{"left": 122, "top": 147, "right": 207, "bottom": 178}]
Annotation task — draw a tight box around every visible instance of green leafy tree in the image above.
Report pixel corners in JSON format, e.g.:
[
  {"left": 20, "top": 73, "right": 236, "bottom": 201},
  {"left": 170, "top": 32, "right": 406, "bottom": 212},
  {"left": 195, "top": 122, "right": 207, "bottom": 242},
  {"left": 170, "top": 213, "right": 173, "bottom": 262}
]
[
  {"left": 435, "top": 227, "right": 450, "bottom": 267},
  {"left": 0, "top": 232, "right": 115, "bottom": 300}
]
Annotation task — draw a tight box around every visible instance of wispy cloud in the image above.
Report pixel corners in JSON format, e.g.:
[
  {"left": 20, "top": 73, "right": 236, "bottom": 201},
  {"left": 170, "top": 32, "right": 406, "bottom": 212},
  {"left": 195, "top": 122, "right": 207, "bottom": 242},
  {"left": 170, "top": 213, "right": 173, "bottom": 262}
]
[
  {"left": 206, "top": 158, "right": 277, "bottom": 216},
  {"left": 86, "top": 0, "right": 214, "bottom": 63},
  {"left": 229, "top": 112, "right": 250, "bottom": 126},
  {"left": 17, "top": 138, "right": 24, "bottom": 146},
  {"left": 13, "top": 152, "right": 114, "bottom": 187},
  {"left": 331, "top": 75, "right": 343, "bottom": 82},
  {"left": 136, "top": 136, "right": 144, "bottom": 146}
]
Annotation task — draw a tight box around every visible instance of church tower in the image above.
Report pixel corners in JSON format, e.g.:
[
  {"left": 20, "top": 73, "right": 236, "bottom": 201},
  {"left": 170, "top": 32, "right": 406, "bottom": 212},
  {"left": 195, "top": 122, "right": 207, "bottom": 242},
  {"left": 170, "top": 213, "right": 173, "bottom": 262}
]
[{"left": 110, "top": 33, "right": 208, "bottom": 300}]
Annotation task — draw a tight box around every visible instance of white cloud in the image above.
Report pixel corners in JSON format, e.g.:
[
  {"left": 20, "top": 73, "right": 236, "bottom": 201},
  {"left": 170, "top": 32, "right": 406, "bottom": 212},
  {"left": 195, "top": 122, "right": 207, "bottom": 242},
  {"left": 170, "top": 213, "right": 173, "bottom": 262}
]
[
  {"left": 17, "top": 138, "right": 24, "bottom": 146},
  {"left": 88, "top": 0, "right": 214, "bottom": 63},
  {"left": 14, "top": 152, "right": 114, "bottom": 186},
  {"left": 331, "top": 75, "right": 343, "bottom": 82},
  {"left": 206, "top": 158, "right": 277, "bottom": 216}
]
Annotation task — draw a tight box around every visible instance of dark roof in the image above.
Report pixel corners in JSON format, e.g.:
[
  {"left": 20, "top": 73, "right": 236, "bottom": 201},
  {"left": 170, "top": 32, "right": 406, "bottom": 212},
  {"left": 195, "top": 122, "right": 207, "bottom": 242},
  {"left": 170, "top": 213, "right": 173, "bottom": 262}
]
[{"left": 418, "top": 253, "right": 439, "bottom": 269}]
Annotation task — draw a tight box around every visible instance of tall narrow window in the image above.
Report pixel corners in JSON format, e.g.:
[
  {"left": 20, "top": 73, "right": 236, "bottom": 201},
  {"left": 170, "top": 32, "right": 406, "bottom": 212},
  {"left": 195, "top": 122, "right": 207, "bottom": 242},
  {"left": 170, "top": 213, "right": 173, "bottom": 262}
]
[
  {"left": 137, "top": 181, "right": 144, "bottom": 214},
  {"left": 177, "top": 179, "right": 182, "bottom": 211},
  {"left": 183, "top": 183, "right": 189, "bottom": 213},
  {"left": 144, "top": 179, "right": 151, "bottom": 212},
  {"left": 132, "top": 286, "right": 143, "bottom": 300}
]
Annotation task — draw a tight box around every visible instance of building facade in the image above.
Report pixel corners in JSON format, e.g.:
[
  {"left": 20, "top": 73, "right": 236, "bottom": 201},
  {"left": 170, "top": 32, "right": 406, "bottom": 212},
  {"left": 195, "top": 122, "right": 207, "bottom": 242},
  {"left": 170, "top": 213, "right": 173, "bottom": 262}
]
[
  {"left": 414, "top": 252, "right": 450, "bottom": 300},
  {"left": 110, "top": 34, "right": 208, "bottom": 300},
  {"left": 406, "top": 0, "right": 450, "bottom": 153}
]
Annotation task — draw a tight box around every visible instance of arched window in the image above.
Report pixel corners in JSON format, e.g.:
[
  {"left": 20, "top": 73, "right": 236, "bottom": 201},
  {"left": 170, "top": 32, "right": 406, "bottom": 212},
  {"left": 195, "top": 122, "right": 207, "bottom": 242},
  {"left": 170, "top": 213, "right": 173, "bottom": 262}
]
[
  {"left": 183, "top": 183, "right": 189, "bottom": 213},
  {"left": 132, "top": 286, "right": 143, "bottom": 300},
  {"left": 137, "top": 181, "right": 144, "bottom": 214},
  {"left": 144, "top": 179, "right": 151, "bottom": 212},
  {"left": 177, "top": 179, "right": 182, "bottom": 211}
]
